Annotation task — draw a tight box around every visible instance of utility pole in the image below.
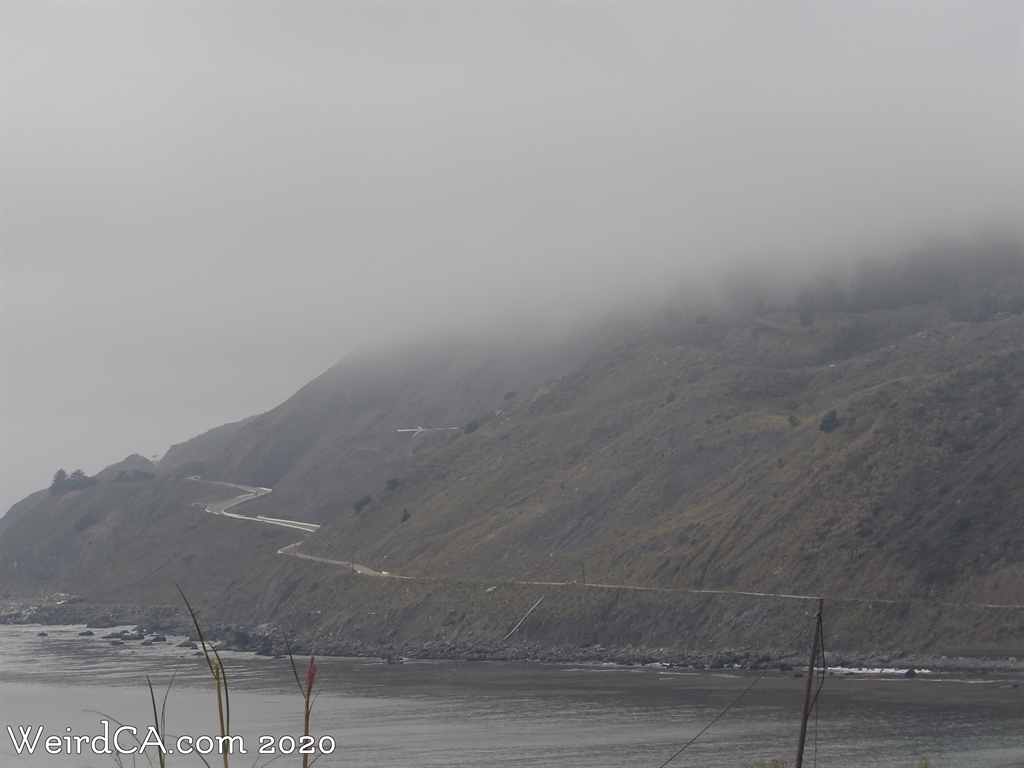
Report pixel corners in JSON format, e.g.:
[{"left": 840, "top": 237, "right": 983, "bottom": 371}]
[{"left": 795, "top": 598, "right": 824, "bottom": 768}]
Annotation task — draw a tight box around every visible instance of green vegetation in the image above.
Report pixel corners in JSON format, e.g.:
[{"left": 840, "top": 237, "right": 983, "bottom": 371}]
[
  {"left": 818, "top": 409, "right": 840, "bottom": 432},
  {"left": 285, "top": 274, "right": 1021, "bottom": 650},
  {"left": 282, "top": 635, "right": 319, "bottom": 768},
  {"left": 48, "top": 468, "right": 98, "bottom": 494},
  {"left": 178, "top": 585, "right": 232, "bottom": 768},
  {"left": 146, "top": 587, "right": 323, "bottom": 768},
  {"left": 4, "top": 244, "right": 1022, "bottom": 655}
]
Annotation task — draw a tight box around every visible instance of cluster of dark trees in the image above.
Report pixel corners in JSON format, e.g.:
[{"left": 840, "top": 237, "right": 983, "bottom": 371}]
[{"left": 49, "top": 469, "right": 98, "bottom": 495}]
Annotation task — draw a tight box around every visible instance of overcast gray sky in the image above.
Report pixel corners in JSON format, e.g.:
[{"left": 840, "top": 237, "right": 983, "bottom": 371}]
[{"left": 2, "top": 2, "right": 1021, "bottom": 512}]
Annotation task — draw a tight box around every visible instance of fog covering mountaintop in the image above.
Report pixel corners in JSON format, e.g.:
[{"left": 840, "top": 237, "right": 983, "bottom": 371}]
[
  {"left": 2, "top": 243, "right": 1020, "bottom": 655},
  {"left": 2, "top": 2, "right": 1021, "bottom": 512}
]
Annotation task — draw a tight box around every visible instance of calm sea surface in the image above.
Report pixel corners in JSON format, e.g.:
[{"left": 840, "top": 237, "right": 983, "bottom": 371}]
[{"left": 0, "top": 624, "right": 1021, "bottom": 768}]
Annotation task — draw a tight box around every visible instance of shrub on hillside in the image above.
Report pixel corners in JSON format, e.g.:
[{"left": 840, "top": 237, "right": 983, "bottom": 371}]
[
  {"left": 353, "top": 495, "right": 372, "bottom": 513},
  {"left": 464, "top": 420, "right": 480, "bottom": 434},
  {"left": 819, "top": 410, "right": 840, "bottom": 432}
]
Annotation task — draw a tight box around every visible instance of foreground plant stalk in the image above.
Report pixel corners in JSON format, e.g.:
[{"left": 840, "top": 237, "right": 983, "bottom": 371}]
[
  {"left": 285, "top": 634, "right": 318, "bottom": 768},
  {"left": 176, "top": 583, "right": 231, "bottom": 768}
]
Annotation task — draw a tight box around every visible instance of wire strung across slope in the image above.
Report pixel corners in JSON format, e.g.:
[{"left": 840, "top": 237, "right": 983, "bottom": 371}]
[
  {"left": 193, "top": 481, "right": 1024, "bottom": 611},
  {"left": 655, "top": 613, "right": 817, "bottom": 768},
  {"left": 570, "top": 580, "right": 1024, "bottom": 610}
]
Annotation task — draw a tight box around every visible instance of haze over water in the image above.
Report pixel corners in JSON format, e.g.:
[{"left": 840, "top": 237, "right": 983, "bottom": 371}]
[{"left": 2, "top": 624, "right": 1021, "bottom": 768}]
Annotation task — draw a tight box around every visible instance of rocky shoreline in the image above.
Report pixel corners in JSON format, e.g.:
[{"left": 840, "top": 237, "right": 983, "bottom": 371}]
[
  {"left": 0, "top": 597, "right": 192, "bottom": 633},
  {"left": 3, "top": 598, "right": 1021, "bottom": 678}
]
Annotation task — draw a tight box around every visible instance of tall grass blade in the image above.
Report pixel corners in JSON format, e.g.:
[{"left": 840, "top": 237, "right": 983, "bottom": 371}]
[
  {"left": 146, "top": 676, "right": 166, "bottom": 768},
  {"left": 282, "top": 632, "right": 318, "bottom": 768},
  {"left": 175, "top": 583, "right": 231, "bottom": 768}
]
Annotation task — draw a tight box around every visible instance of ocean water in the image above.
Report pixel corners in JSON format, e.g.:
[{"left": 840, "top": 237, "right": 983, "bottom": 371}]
[{"left": 0, "top": 624, "right": 1021, "bottom": 768}]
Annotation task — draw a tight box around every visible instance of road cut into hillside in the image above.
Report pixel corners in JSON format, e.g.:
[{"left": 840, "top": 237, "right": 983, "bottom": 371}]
[
  {"left": 190, "top": 479, "right": 1024, "bottom": 611},
  {"left": 191, "top": 478, "right": 389, "bottom": 575}
]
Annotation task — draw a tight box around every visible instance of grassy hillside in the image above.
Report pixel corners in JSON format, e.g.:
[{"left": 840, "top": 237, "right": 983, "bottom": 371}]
[
  {"left": 0, "top": 473, "right": 299, "bottom": 605},
  {"left": 190, "top": 320, "right": 630, "bottom": 525},
  {"left": 3, "top": 246, "right": 1021, "bottom": 653},
  {"left": 283, "top": 307, "right": 1022, "bottom": 606},
  {"left": 222, "top": 253, "right": 1022, "bottom": 651}
]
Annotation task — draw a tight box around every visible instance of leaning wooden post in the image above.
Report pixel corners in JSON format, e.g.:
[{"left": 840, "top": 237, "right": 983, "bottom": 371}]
[{"left": 795, "top": 598, "right": 824, "bottom": 768}]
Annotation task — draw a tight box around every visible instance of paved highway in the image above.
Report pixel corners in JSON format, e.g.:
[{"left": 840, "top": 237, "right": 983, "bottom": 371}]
[
  {"left": 185, "top": 479, "right": 1024, "bottom": 609},
  {"left": 189, "top": 477, "right": 385, "bottom": 575}
]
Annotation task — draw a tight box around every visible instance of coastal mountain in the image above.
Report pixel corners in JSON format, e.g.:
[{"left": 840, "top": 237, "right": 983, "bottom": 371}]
[
  {"left": 0, "top": 490, "right": 48, "bottom": 537},
  {"left": 2, "top": 244, "right": 1021, "bottom": 654}
]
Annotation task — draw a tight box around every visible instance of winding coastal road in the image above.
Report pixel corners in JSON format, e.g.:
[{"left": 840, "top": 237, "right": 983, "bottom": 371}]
[
  {"left": 189, "top": 478, "right": 1024, "bottom": 610},
  {"left": 189, "top": 477, "right": 385, "bottom": 575},
  {"left": 276, "top": 542, "right": 392, "bottom": 576}
]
